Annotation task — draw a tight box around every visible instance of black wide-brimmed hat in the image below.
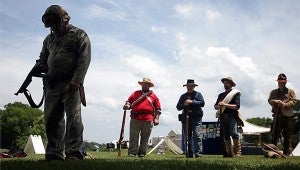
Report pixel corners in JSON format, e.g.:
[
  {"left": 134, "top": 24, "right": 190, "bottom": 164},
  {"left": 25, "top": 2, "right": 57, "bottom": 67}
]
[{"left": 183, "top": 79, "right": 198, "bottom": 87}]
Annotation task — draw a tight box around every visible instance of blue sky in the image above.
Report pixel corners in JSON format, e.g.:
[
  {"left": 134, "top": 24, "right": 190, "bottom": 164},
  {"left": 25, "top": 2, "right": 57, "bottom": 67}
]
[{"left": 1, "top": 0, "right": 299, "bottom": 143}]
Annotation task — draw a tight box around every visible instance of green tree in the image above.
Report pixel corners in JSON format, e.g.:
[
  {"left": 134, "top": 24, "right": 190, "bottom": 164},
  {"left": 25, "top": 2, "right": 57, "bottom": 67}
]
[
  {"left": 247, "top": 117, "right": 272, "bottom": 128},
  {"left": 0, "top": 102, "right": 46, "bottom": 149}
]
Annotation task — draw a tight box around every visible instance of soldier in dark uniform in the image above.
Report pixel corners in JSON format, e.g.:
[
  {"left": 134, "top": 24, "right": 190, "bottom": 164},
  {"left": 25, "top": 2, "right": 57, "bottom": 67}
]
[
  {"left": 268, "top": 73, "right": 297, "bottom": 156},
  {"left": 37, "top": 5, "right": 91, "bottom": 161},
  {"left": 176, "top": 79, "right": 205, "bottom": 158}
]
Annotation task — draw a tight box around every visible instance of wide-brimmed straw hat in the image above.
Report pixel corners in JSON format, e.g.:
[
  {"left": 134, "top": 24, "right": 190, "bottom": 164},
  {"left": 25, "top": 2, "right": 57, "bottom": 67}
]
[
  {"left": 276, "top": 73, "right": 288, "bottom": 82},
  {"left": 183, "top": 79, "right": 198, "bottom": 87},
  {"left": 221, "top": 77, "right": 236, "bottom": 87},
  {"left": 138, "top": 78, "right": 154, "bottom": 87}
]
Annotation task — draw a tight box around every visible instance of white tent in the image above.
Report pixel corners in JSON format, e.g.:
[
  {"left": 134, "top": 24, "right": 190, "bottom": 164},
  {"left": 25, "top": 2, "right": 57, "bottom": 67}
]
[
  {"left": 292, "top": 142, "right": 300, "bottom": 156},
  {"left": 242, "top": 120, "right": 270, "bottom": 135},
  {"left": 148, "top": 130, "right": 183, "bottom": 155},
  {"left": 148, "top": 137, "right": 183, "bottom": 155},
  {"left": 24, "top": 135, "right": 45, "bottom": 154}
]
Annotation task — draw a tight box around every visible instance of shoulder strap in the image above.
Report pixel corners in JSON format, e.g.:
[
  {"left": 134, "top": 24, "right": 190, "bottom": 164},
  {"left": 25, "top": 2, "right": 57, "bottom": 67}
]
[
  {"left": 131, "top": 90, "right": 152, "bottom": 108},
  {"left": 146, "top": 96, "right": 156, "bottom": 117},
  {"left": 24, "top": 90, "right": 44, "bottom": 108}
]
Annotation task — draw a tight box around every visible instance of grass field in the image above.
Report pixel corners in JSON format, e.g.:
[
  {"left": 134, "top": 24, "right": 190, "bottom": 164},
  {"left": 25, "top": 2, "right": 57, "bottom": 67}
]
[{"left": 1, "top": 150, "right": 300, "bottom": 170}]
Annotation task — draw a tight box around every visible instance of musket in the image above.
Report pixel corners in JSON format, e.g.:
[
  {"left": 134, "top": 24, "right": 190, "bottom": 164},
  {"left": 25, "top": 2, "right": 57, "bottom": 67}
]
[
  {"left": 262, "top": 143, "right": 287, "bottom": 158},
  {"left": 15, "top": 63, "right": 46, "bottom": 108},
  {"left": 185, "top": 107, "right": 190, "bottom": 158},
  {"left": 118, "top": 110, "right": 127, "bottom": 157}
]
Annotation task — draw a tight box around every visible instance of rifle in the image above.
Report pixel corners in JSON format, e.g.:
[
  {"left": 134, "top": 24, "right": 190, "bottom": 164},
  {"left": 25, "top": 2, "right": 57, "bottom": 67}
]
[
  {"left": 185, "top": 108, "right": 190, "bottom": 158},
  {"left": 262, "top": 143, "right": 287, "bottom": 158},
  {"left": 118, "top": 110, "right": 127, "bottom": 157},
  {"left": 15, "top": 62, "right": 47, "bottom": 108}
]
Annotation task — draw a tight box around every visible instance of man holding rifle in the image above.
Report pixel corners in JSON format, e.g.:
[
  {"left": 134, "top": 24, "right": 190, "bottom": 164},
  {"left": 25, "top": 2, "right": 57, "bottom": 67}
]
[
  {"left": 176, "top": 79, "right": 205, "bottom": 158},
  {"left": 214, "top": 77, "right": 242, "bottom": 157},
  {"left": 37, "top": 5, "right": 91, "bottom": 161},
  {"left": 268, "top": 73, "right": 297, "bottom": 156},
  {"left": 123, "top": 78, "right": 161, "bottom": 158}
]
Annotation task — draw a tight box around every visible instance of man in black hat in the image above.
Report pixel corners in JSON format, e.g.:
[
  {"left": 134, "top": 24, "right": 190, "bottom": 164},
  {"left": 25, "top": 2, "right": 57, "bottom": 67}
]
[
  {"left": 176, "top": 79, "right": 205, "bottom": 158},
  {"left": 268, "top": 73, "right": 297, "bottom": 156},
  {"left": 36, "top": 5, "right": 91, "bottom": 161},
  {"left": 214, "top": 77, "right": 242, "bottom": 157}
]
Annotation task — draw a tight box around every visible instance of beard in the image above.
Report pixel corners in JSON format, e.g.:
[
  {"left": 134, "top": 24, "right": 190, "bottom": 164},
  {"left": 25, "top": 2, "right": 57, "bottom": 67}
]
[{"left": 224, "top": 85, "right": 231, "bottom": 90}]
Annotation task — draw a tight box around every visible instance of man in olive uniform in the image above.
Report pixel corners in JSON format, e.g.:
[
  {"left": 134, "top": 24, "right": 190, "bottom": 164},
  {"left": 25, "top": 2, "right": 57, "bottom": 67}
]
[
  {"left": 268, "top": 73, "right": 297, "bottom": 156},
  {"left": 37, "top": 5, "right": 91, "bottom": 161}
]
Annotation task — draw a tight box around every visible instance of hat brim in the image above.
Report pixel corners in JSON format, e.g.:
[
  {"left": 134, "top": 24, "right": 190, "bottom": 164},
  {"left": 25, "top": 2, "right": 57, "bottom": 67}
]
[
  {"left": 276, "top": 80, "right": 287, "bottom": 82},
  {"left": 221, "top": 78, "right": 236, "bottom": 87},
  {"left": 183, "top": 83, "right": 198, "bottom": 87},
  {"left": 138, "top": 81, "right": 154, "bottom": 87}
]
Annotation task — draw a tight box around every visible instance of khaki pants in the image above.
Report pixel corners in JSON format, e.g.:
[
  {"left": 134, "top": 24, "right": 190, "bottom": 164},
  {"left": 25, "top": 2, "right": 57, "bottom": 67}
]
[
  {"left": 44, "top": 84, "right": 83, "bottom": 159},
  {"left": 128, "top": 118, "right": 153, "bottom": 156}
]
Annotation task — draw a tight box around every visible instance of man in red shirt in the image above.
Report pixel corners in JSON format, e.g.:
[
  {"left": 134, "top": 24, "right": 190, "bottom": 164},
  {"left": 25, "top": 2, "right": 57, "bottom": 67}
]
[{"left": 123, "top": 78, "right": 161, "bottom": 157}]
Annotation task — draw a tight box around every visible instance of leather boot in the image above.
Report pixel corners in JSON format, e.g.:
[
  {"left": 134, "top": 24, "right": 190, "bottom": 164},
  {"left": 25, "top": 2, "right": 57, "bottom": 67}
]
[
  {"left": 233, "top": 139, "right": 242, "bottom": 157},
  {"left": 224, "top": 139, "right": 234, "bottom": 157},
  {"left": 283, "top": 139, "right": 291, "bottom": 156}
]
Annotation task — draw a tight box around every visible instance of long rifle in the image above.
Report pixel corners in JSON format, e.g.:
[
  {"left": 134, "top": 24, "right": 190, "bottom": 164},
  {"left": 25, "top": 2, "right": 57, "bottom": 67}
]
[
  {"left": 118, "top": 110, "right": 127, "bottom": 157},
  {"left": 262, "top": 143, "right": 287, "bottom": 158},
  {"left": 185, "top": 108, "right": 189, "bottom": 158}
]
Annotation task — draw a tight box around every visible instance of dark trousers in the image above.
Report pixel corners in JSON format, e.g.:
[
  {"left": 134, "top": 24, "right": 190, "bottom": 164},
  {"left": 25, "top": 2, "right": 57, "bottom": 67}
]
[{"left": 271, "top": 113, "right": 293, "bottom": 155}]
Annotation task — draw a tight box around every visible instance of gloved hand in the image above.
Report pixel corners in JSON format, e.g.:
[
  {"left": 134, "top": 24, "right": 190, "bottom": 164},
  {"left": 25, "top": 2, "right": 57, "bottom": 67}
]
[{"left": 69, "top": 81, "right": 80, "bottom": 94}]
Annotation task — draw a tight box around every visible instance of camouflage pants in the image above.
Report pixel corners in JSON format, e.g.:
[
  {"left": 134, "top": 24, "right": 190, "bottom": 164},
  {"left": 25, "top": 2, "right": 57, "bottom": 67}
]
[
  {"left": 128, "top": 119, "right": 153, "bottom": 156},
  {"left": 44, "top": 83, "right": 83, "bottom": 159}
]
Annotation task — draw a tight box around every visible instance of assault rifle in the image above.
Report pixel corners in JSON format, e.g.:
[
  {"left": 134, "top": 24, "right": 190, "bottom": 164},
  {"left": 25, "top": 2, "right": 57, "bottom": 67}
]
[{"left": 15, "top": 62, "right": 47, "bottom": 108}]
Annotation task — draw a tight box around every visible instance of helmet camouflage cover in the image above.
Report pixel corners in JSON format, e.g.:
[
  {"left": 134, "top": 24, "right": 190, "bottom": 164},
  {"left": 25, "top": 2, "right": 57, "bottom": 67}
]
[{"left": 42, "top": 5, "right": 70, "bottom": 28}]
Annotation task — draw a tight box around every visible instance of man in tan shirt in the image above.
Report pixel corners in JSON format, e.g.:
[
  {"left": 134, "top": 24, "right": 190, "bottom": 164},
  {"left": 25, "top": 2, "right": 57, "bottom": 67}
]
[{"left": 268, "top": 73, "right": 297, "bottom": 156}]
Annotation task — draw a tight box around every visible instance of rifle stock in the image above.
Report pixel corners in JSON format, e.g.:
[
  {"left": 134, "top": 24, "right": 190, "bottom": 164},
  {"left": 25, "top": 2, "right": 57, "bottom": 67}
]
[{"left": 118, "top": 110, "right": 127, "bottom": 157}]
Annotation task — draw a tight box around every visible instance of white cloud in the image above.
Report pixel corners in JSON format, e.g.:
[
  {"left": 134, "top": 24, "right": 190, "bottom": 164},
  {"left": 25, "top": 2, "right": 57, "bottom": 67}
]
[
  {"left": 176, "top": 32, "right": 186, "bottom": 42},
  {"left": 205, "top": 9, "right": 221, "bottom": 21},
  {"left": 86, "top": 4, "right": 126, "bottom": 21},
  {"left": 150, "top": 26, "right": 167, "bottom": 34},
  {"left": 174, "top": 3, "right": 192, "bottom": 16}
]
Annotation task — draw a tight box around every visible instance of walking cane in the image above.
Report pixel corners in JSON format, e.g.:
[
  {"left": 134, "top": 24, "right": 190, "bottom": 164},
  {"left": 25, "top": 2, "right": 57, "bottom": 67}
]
[{"left": 118, "top": 110, "right": 127, "bottom": 157}]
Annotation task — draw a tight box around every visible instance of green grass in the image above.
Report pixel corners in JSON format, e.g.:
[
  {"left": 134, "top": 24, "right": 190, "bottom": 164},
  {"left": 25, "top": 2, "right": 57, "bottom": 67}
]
[{"left": 1, "top": 150, "right": 300, "bottom": 170}]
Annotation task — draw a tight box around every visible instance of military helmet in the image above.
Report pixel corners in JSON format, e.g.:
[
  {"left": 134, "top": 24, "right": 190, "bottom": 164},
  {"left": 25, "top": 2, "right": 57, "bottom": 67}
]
[{"left": 42, "top": 5, "right": 70, "bottom": 28}]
